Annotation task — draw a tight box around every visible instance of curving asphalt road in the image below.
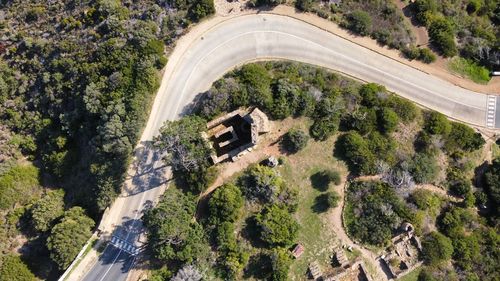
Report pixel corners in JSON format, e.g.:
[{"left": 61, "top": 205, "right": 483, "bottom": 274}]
[{"left": 79, "top": 13, "right": 499, "bottom": 281}]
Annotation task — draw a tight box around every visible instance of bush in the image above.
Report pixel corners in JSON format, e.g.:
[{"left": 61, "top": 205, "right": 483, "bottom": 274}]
[
  {"left": 346, "top": 10, "right": 372, "bottom": 36},
  {"left": 403, "top": 45, "right": 421, "bottom": 60},
  {"left": 256, "top": 204, "right": 299, "bottom": 247},
  {"left": 295, "top": 0, "right": 313, "bottom": 12},
  {"left": 424, "top": 111, "right": 451, "bottom": 135},
  {"left": 310, "top": 170, "right": 341, "bottom": 191},
  {"left": 310, "top": 116, "right": 340, "bottom": 141},
  {"left": 378, "top": 108, "right": 399, "bottom": 134},
  {"left": 0, "top": 254, "right": 36, "bottom": 281},
  {"left": 444, "top": 122, "right": 484, "bottom": 152},
  {"left": 428, "top": 17, "right": 457, "bottom": 57},
  {"left": 347, "top": 107, "right": 378, "bottom": 135},
  {"left": 0, "top": 163, "right": 40, "bottom": 210},
  {"left": 410, "top": 152, "right": 439, "bottom": 184},
  {"left": 47, "top": 207, "right": 95, "bottom": 270},
  {"left": 336, "top": 131, "right": 376, "bottom": 175},
  {"left": 281, "top": 129, "right": 309, "bottom": 153},
  {"left": 422, "top": 231, "right": 454, "bottom": 266},
  {"left": 325, "top": 191, "right": 340, "bottom": 208},
  {"left": 387, "top": 96, "right": 420, "bottom": 123},
  {"left": 418, "top": 48, "right": 437, "bottom": 63},
  {"left": 239, "top": 165, "right": 285, "bottom": 204},
  {"left": 188, "top": 0, "right": 215, "bottom": 22},
  {"left": 208, "top": 183, "right": 244, "bottom": 224},
  {"left": 238, "top": 64, "right": 273, "bottom": 111},
  {"left": 484, "top": 158, "right": 500, "bottom": 215},
  {"left": 270, "top": 248, "right": 292, "bottom": 281}
]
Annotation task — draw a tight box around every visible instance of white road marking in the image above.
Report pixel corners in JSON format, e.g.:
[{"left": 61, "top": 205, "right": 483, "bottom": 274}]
[{"left": 486, "top": 95, "right": 497, "bottom": 128}]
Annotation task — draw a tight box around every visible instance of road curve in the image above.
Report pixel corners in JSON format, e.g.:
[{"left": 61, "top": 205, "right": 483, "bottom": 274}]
[
  {"left": 79, "top": 12, "right": 498, "bottom": 281},
  {"left": 144, "top": 13, "right": 497, "bottom": 141}
]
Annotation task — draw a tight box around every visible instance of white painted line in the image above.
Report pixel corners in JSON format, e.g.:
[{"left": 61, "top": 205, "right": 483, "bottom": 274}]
[{"left": 486, "top": 95, "right": 497, "bottom": 128}]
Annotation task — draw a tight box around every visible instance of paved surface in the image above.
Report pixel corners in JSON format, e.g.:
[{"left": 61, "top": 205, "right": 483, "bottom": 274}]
[{"left": 78, "top": 13, "right": 499, "bottom": 281}]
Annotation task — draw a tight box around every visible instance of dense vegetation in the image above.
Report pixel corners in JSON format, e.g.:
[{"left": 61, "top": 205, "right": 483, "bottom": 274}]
[
  {"left": 291, "top": 0, "right": 499, "bottom": 71},
  {"left": 147, "top": 61, "right": 498, "bottom": 280},
  {"left": 0, "top": 0, "right": 214, "bottom": 278},
  {"left": 411, "top": 0, "right": 499, "bottom": 71}
]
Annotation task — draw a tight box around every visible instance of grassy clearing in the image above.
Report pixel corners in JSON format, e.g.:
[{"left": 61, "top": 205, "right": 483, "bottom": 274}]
[
  {"left": 275, "top": 119, "right": 349, "bottom": 280},
  {"left": 448, "top": 57, "right": 491, "bottom": 84},
  {"left": 398, "top": 266, "right": 423, "bottom": 281},
  {"left": 492, "top": 143, "right": 500, "bottom": 159}
]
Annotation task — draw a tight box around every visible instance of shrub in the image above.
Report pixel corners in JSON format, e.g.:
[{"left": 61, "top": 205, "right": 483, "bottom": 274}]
[
  {"left": 484, "top": 158, "right": 500, "bottom": 215},
  {"left": 238, "top": 63, "right": 273, "bottom": 111},
  {"left": 188, "top": 0, "right": 215, "bottom": 22},
  {"left": 444, "top": 122, "right": 484, "bottom": 152},
  {"left": 387, "top": 96, "right": 420, "bottom": 123},
  {"left": 30, "top": 189, "right": 65, "bottom": 232},
  {"left": 256, "top": 204, "right": 299, "bottom": 247},
  {"left": 418, "top": 48, "right": 437, "bottom": 63},
  {"left": 0, "top": 163, "right": 40, "bottom": 210},
  {"left": 310, "top": 169, "right": 341, "bottom": 191},
  {"left": 0, "top": 254, "right": 36, "bottom": 281},
  {"left": 239, "top": 165, "right": 285, "bottom": 203},
  {"left": 310, "top": 116, "right": 340, "bottom": 141},
  {"left": 270, "top": 248, "right": 292, "bottom": 281},
  {"left": 295, "top": 0, "right": 313, "bottom": 12},
  {"left": 346, "top": 10, "right": 372, "bottom": 36},
  {"left": 347, "top": 107, "right": 378, "bottom": 135},
  {"left": 378, "top": 108, "right": 399, "bottom": 134},
  {"left": 325, "top": 191, "right": 340, "bottom": 208},
  {"left": 359, "top": 83, "right": 386, "bottom": 107},
  {"left": 403, "top": 45, "right": 421, "bottom": 60},
  {"left": 336, "top": 131, "right": 376, "bottom": 175},
  {"left": 424, "top": 111, "right": 451, "bottom": 135},
  {"left": 428, "top": 17, "right": 457, "bottom": 57},
  {"left": 281, "top": 129, "right": 309, "bottom": 153},
  {"left": 409, "top": 152, "right": 439, "bottom": 184},
  {"left": 422, "top": 231, "right": 454, "bottom": 266},
  {"left": 412, "top": 0, "right": 438, "bottom": 25},
  {"left": 209, "top": 183, "right": 244, "bottom": 224}
]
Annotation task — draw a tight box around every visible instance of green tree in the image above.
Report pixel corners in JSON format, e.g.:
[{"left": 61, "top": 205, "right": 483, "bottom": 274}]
[
  {"left": 412, "top": 0, "right": 438, "bottom": 25},
  {"left": 424, "top": 111, "right": 451, "bottom": 135},
  {"left": 188, "top": 0, "right": 215, "bottom": 22},
  {"left": 281, "top": 129, "right": 309, "bottom": 153},
  {"left": 325, "top": 190, "right": 340, "bottom": 208},
  {"left": 143, "top": 188, "right": 208, "bottom": 263},
  {"left": 422, "top": 231, "right": 454, "bottom": 266},
  {"left": 428, "top": 17, "right": 457, "bottom": 57},
  {"left": 270, "top": 248, "right": 292, "bottom": 281},
  {"left": 154, "top": 116, "right": 213, "bottom": 193},
  {"left": 238, "top": 64, "right": 273, "bottom": 111},
  {"left": 256, "top": 204, "right": 299, "bottom": 247},
  {"left": 336, "top": 131, "right": 376, "bottom": 175},
  {"left": 239, "top": 164, "right": 285, "bottom": 203},
  {"left": 46, "top": 207, "right": 95, "bottom": 270},
  {"left": 444, "top": 122, "right": 484, "bottom": 153},
  {"left": 484, "top": 157, "right": 500, "bottom": 215},
  {"left": 209, "top": 183, "right": 244, "bottom": 224},
  {"left": 378, "top": 108, "right": 399, "bottom": 134},
  {"left": 30, "top": 189, "right": 65, "bottom": 232},
  {"left": 0, "top": 254, "right": 36, "bottom": 281},
  {"left": 409, "top": 152, "right": 439, "bottom": 184},
  {"left": 346, "top": 10, "right": 372, "bottom": 36}
]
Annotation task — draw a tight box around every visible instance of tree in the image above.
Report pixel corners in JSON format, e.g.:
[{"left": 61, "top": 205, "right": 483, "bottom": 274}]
[
  {"left": 239, "top": 164, "right": 285, "bottom": 203},
  {"left": 0, "top": 254, "right": 36, "bottom": 281},
  {"left": 325, "top": 191, "right": 340, "bottom": 208},
  {"left": 310, "top": 116, "right": 340, "bottom": 141},
  {"left": 171, "top": 264, "right": 203, "bottom": 281},
  {"left": 418, "top": 48, "right": 436, "bottom": 63},
  {"left": 444, "top": 122, "right": 484, "bottom": 153},
  {"left": 378, "top": 108, "right": 399, "bottom": 134},
  {"left": 409, "top": 152, "right": 439, "bottom": 184},
  {"left": 422, "top": 231, "right": 454, "bottom": 266},
  {"left": 238, "top": 64, "right": 273, "bottom": 111},
  {"left": 256, "top": 204, "right": 299, "bottom": 247},
  {"left": 188, "top": 0, "right": 215, "bottom": 22},
  {"left": 428, "top": 17, "right": 457, "bottom": 57},
  {"left": 154, "top": 116, "right": 213, "bottom": 193},
  {"left": 336, "top": 132, "right": 376, "bottom": 175},
  {"left": 143, "top": 189, "right": 208, "bottom": 263},
  {"left": 270, "top": 79, "right": 302, "bottom": 119},
  {"left": 484, "top": 158, "right": 500, "bottom": 215},
  {"left": 346, "top": 10, "right": 372, "bottom": 36},
  {"left": 46, "top": 207, "right": 95, "bottom": 270},
  {"left": 281, "top": 129, "right": 309, "bottom": 153},
  {"left": 412, "top": 0, "right": 438, "bottom": 25},
  {"left": 387, "top": 96, "right": 420, "bottom": 123},
  {"left": 424, "top": 111, "right": 451, "bottom": 135},
  {"left": 208, "top": 183, "right": 244, "bottom": 224},
  {"left": 270, "top": 248, "right": 292, "bottom": 281},
  {"left": 30, "top": 189, "right": 65, "bottom": 232},
  {"left": 295, "top": 0, "right": 313, "bottom": 12}
]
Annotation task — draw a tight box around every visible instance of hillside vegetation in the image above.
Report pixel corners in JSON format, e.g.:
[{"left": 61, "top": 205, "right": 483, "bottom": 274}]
[{"left": 0, "top": 0, "right": 214, "bottom": 278}]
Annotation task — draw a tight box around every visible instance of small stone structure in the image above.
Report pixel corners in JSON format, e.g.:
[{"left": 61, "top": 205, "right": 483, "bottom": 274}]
[
  {"left": 204, "top": 108, "right": 270, "bottom": 164},
  {"left": 291, "top": 244, "right": 305, "bottom": 259},
  {"left": 323, "top": 260, "right": 373, "bottom": 281},
  {"left": 380, "top": 223, "right": 423, "bottom": 279},
  {"left": 309, "top": 261, "right": 323, "bottom": 280}
]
